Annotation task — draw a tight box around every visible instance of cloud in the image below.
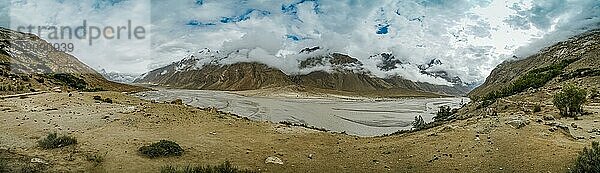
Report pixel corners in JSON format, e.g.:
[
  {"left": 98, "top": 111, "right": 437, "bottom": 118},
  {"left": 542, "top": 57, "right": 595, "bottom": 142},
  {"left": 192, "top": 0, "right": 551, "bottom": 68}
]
[{"left": 3, "top": 0, "right": 600, "bottom": 86}]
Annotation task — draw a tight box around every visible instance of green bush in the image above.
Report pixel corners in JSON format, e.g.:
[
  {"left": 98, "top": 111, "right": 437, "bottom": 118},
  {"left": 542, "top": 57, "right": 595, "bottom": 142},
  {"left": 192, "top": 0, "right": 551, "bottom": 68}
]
[
  {"left": 52, "top": 73, "right": 87, "bottom": 90},
  {"left": 591, "top": 88, "right": 599, "bottom": 100},
  {"left": 161, "top": 161, "right": 256, "bottom": 173},
  {"left": 139, "top": 140, "right": 184, "bottom": 158},
  {"left": 38, "top": 133, "right": 77, "bottom": 149},
  {"left": 571, "top": 141, "right": 600, "bottom": 173},
  {"left": 553, "top": 84, "right": 587, "bottom": 117},
  {"left": 433, "top": 106, "right": 453, "bottom": 122},
  {"left": 412, "top": 115, "right": 426, "bottom": 130},
  {"left": 533, "top": 105, "right": 542, "bottom": 113},
  {"left": 86, "top": 152, "right": 107, "bottom": 167},
  {"left": 0, "top": 158, "right": 7, "bottom": 172}
]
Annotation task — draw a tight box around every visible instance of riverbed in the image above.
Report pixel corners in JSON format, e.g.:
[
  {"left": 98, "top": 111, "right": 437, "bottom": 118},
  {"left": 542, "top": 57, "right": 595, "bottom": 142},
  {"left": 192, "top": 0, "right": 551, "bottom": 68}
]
[{"left": 133, "top": 89, "right": 468, "bottom": 136}]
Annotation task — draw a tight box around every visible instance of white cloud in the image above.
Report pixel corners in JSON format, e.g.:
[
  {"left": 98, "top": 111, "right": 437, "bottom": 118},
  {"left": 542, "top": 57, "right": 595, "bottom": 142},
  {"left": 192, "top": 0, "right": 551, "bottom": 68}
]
[{"left": 3, "top": 0, "right": 599, "bottom": 85}]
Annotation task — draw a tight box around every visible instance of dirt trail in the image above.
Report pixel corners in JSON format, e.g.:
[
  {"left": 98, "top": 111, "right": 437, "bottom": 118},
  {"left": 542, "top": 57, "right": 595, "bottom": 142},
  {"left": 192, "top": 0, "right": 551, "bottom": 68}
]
[{"left": 0, "top": 91, "right": 596, "bottom": 172}]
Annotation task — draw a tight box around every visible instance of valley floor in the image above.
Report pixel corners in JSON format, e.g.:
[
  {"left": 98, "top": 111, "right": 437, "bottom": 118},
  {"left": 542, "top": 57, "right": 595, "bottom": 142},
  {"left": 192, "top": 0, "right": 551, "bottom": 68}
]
[{"left": 0, "top": 91, "right": 598, "bottom": 172}]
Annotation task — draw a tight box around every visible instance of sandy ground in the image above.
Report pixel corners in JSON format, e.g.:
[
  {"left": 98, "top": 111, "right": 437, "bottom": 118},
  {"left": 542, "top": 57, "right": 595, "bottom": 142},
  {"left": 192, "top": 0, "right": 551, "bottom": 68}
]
[{"left": 0, "top": 91, "right": 597, "bottom": 172}]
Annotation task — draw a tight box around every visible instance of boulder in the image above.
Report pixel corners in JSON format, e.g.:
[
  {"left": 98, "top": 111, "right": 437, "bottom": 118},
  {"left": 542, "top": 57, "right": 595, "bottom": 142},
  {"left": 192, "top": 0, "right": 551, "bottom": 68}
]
[
  {"left": 506, "top": 117, "right": 530, "bottom": 129},
  {"left": 265, "top": 156, "right": 284, "bottom": 165},
  {"left": 543, "top": 115, "right": 555, "bottom": 121}
]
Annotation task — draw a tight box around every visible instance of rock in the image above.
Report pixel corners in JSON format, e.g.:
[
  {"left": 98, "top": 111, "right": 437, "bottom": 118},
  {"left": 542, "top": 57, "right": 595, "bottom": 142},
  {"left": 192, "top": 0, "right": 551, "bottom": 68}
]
[
  {"left": 571, "top": 123, "right": 578, "bottom": 128},
  {"left": 543, "top": 115, "right": 555, "bottom": 121},
  {"left": 439, "top": 125, "right": 455, "bottom": 133},
  {"left": 308, "top": 154, "right": 314, "bottom": 159},
  {"left": 575, "top": 136, "right": 585, "bottom": 140},
  {"left": 170, "top": 99, "right": 183, "bottom": 105},
  {"left": 549, "top": 127, "right": 558, "bottom": 132},
  {"left": 265, "top": 156, "right": 284, "bottom": 165},
  {"left": 506, "top": 119, "right": 528, "bottom": 129},
  {"left": 535, "top": 118, "right": 544, "bottom": 123},
  {"left": 31, "top": 158, "right": 48, "bottom": 165}
]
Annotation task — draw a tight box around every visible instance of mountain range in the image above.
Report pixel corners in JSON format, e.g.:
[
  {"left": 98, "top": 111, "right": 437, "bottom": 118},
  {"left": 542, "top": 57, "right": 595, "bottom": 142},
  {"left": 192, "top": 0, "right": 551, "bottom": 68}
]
[{"left": 135, "top": 47, "right": 471, "bottom": 96}]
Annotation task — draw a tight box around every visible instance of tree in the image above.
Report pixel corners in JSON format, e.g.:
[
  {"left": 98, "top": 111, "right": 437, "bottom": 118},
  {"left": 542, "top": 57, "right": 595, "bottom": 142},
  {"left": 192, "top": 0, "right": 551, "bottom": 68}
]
[
  {"left": 572, "top": 141, "right": 600, "bottom": 173},
  {"left": 412, "top": 115, "right": 426, "bottom": 130},
  {"left": 433, "top": 106, "right": 453, "bottom": 122},
  {"left": 553, "top": 84, "right": 587, "bottom": 117}
]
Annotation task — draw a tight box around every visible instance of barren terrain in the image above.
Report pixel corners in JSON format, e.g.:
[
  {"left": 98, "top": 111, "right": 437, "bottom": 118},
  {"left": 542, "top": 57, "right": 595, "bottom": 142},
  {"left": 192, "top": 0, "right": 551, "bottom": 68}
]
[{"left": 0, "top": 91, "right": 597, "bottom": 172}]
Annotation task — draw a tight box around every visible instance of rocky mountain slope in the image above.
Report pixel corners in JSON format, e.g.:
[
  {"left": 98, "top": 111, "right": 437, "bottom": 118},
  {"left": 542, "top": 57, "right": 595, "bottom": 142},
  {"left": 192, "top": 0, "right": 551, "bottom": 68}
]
[
  {"left": 135, "top": 48, "right": 470, "bottom": 96},
  {"left": 0, "top": 27, "right": 144, "bottom": 94},
  {"left": 469, "top": 29, "right": 600, "bottom": 100}
]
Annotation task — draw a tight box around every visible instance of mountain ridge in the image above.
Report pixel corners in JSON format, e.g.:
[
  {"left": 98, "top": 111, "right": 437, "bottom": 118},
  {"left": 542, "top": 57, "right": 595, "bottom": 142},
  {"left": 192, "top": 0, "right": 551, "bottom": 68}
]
[{"left": 135, "top": 49, "right": 470, "bottom": 96}]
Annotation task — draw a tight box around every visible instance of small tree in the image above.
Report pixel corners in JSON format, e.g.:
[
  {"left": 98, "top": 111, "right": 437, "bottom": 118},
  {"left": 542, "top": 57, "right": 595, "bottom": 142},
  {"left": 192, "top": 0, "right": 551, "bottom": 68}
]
[
  {"left": 553, "top": 84, "right": 587, "bottom": 117},
  {"left": 571, "top": 141, "right": 600, "bottom": 173},
  {"left": 412, "top": 115, "right": 425, "bottom": 130},
  {"left": 433, "top": 106, "right": 453, "bottom": 122}
]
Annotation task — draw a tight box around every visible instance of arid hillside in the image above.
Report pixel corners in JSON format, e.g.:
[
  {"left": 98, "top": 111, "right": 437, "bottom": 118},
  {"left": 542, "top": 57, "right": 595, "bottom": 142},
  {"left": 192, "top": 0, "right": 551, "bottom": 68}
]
[{"left": 0, "top": 27, "right": 146, "bottom": 95}]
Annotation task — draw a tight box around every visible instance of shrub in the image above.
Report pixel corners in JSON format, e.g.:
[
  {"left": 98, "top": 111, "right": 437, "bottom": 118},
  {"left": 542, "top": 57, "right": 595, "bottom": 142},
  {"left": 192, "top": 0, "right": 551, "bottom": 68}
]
[
  {"left": 553, "top": 84, "right": 587, "bottom": 117},
  {"left": 533, "top": 105, "right": 542, "bottom": 113},
  {"left": 571, "top": 141, "right": 600, "bottom": 173},
  {"left": 139, "top": 140, "right": 184, "bottom": 158},
  {"left": 161, "top": 161, "right": 256, "bottom": 173},
  {"left": 433, "top": 106, "right": 453, "bottom": 122},
  {"left": 0, "top": 158, "right": 7, "bottom": 172},
  {"left": 38, "top": 133, "right": 77, "bottom": 149},
  {"left": 412, "top": 115, "right": 426, "bottom": 130},
  {"left": 93, "top": 96, "right": 113, "bottom": 104},
  {"left": 591, "top": 88, "right": 599, "bottom": 100},
  {"left": 52, "top": 73, "right": 87, "bottom": 90},
  {"left": 86, "top": 152, "right": 107, "bottom": 167}
]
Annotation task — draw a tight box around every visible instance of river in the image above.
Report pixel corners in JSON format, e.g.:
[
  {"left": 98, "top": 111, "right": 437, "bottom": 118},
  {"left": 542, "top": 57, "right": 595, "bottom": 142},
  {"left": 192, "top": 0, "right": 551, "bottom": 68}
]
[{"left": 133, "top": 89, "right": 468, "bottom": 136}]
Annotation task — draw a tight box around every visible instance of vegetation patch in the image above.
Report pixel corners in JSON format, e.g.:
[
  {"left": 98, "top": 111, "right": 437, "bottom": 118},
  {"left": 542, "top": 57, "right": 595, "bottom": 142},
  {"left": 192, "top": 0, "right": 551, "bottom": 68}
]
[
  {"left": 533, "top": 105, "right": 542, "bottom": 113},
  {"left": 571, "top": 141, "right": 600, "bottom": 173},
  {"left": 161, "top": 161, "right": 256, "bottom": 173},
  {"left": 86, "top": 152, "right": 107, "bottom": 167},
  {"left": 554, "top": 84, "right": 587, "bottom": 117},
  {"left": 279, "top": 121, "right": 329, "bottom": 132},
  {"left": 38, "top": 133, "right": 77, "bottom": 149},
  {"left": 0, "top": 158, "right": 7, "bottom": 173},
  {"left": 139, "top": 140, "right": 184, "bottom": 158},
  {"left": 51, "top": 73, "right": 87, "bottom": 90},
  {"left": 476, "top": 58, "right": 578, "bottom": 106},
  {"left": 83, "top": 87, "right": 106, "bottom": 92},
  {"left": 433, "top": 106, "right": 456, "bottom": 122},
  {"left": 93, "top": 96, "right": 113, "bottom": 104}
]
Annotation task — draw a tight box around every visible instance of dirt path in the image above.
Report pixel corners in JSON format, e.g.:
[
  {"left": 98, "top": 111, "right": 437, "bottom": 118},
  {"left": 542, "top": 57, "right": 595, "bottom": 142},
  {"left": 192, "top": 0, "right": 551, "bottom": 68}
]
[{"left": 0, "top": 91, "right": 595, "bottom": 172}]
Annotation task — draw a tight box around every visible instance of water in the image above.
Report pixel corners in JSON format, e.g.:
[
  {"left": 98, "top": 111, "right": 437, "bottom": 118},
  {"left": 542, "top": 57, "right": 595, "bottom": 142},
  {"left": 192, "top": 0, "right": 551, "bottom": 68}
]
[{"left": 133, "top": 89, "right": 468, "bottom": 136}]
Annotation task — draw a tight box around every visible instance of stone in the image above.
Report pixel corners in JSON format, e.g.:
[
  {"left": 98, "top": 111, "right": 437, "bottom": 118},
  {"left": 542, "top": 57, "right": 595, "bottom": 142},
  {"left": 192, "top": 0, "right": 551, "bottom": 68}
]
[
  {"left": 31, "top": 158, "right": 48, "bottom": 165},
  {"left": 535, "top": 118, "right": 544, "bottom": 123},
  {"left": 506, "top": 119, "right": 528, "bottom": 129},
  {"left": 170, "top": 99, "right": 183, "bottom": 105},
  {"left": 549, "top": 127, "right": 558, "bottom": 132},
  {"left": 571, "top": 123, "right": 578, "bottom": 128},
  {"left": 265, "top": 156, "right": 284, "bottom": 165},
  {"left": 543, "top": 115, "right": 555, "bottom": 121},
  {"left": 308, "top": 154, "right": 314, "bottom": 159}
]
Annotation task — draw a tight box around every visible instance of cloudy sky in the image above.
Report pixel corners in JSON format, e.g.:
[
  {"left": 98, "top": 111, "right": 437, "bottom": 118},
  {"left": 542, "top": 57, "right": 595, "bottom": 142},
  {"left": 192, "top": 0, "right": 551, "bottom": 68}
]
[{"left": 2, "top": 0, "right": 599, "bottom": 85}]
